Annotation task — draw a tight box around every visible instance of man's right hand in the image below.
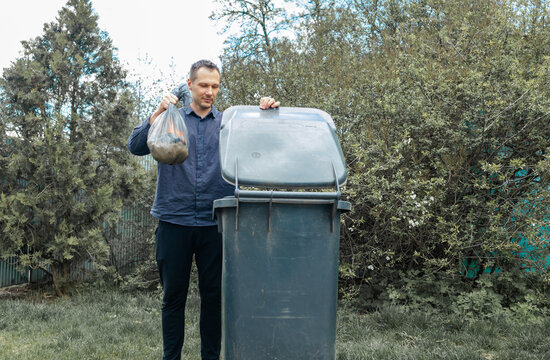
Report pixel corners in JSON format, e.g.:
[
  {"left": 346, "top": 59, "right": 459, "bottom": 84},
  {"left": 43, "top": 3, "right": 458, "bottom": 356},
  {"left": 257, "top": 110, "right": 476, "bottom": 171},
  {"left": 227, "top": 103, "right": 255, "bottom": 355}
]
[{"left": 149, "top": 93, "right": 179, "bottom": 125}]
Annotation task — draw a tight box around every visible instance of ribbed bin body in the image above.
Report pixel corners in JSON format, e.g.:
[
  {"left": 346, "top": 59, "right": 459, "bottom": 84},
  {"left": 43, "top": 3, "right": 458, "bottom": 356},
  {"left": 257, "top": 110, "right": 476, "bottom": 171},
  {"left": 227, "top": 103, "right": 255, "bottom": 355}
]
[{"left": 214, "top": 196, "right": 350, "bottom": 360}]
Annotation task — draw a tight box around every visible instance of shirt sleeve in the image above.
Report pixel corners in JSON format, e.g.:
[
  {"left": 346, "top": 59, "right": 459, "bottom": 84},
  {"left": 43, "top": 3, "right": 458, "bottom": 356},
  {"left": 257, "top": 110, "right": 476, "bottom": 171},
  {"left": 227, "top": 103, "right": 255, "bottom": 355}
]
[{"left": 127, "top": 118, "right": 152, "bottom": 156}]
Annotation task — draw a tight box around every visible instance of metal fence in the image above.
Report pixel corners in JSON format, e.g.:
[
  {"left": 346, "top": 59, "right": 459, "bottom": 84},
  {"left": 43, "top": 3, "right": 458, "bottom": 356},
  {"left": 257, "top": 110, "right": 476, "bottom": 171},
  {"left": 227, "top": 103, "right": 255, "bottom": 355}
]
[
  {"left": 0, "top": 257, "right": 94, "bottom": 288},
  {"left": 108, "top": 205, "right": 157, "bottom": 276}
]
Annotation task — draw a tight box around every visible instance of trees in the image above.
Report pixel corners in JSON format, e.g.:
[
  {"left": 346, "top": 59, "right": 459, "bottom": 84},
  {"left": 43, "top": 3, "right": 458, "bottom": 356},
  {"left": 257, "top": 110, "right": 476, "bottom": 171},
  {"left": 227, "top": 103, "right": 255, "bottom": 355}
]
[
  {"left": 0, "top": 0, "right": 147, "bottom": 296},
  {"left": 343, "top": 0, "right": 550, "bottom": 298},
  {"left": 211, "top": 0, "right": 291, "bottom": 107},
  {"left": 211, "top": 0, "right": 289, "bottom": 71}
]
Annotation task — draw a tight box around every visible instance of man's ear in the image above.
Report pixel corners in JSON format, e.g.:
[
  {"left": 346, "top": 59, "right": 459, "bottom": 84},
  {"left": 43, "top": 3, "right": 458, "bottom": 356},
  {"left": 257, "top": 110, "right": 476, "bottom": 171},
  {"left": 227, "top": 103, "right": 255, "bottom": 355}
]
[{"left": 187, "top": 79, "right": 192, "bottom": 91}]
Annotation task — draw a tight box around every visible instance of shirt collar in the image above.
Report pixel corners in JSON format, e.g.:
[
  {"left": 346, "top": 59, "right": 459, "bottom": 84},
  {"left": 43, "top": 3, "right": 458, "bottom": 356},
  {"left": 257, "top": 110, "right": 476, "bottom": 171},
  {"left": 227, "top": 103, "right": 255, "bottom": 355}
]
[{"left": 185, "top": 105, "right": 220, "bottom": 121}]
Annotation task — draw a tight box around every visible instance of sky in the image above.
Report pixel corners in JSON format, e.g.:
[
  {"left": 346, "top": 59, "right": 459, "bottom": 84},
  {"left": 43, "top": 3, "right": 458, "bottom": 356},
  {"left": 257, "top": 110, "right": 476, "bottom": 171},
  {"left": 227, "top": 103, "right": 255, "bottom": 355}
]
[{"left": 0, "top": 0, "right": 226, "bottom": 82}]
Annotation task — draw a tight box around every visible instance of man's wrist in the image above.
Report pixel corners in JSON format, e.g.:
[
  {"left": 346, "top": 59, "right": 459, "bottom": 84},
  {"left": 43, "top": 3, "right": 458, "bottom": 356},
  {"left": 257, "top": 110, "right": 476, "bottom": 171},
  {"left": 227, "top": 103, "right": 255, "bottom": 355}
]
[{"left": 149, "top": 110, "right": 162, "bottom": 125}]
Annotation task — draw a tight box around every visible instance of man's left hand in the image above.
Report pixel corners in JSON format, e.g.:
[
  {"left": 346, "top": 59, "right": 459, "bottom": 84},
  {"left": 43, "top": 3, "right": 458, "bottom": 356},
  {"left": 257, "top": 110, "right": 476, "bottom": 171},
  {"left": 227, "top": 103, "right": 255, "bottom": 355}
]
[{"left": 259, "top": 97, "right": 280, "bottom": 110}]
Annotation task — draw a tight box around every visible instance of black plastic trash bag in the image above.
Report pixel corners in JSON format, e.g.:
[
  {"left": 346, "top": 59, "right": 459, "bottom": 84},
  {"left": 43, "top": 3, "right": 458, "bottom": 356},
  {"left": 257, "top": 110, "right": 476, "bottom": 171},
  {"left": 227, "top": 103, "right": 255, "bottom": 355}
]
[{"left": 147, "top": 104, "right": 189, "bottom": 165}]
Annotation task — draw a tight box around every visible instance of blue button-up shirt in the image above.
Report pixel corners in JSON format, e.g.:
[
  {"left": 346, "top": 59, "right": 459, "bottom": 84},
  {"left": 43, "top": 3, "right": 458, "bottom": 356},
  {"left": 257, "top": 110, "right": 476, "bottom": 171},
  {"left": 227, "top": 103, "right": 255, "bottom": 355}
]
[{"left": 127, "top": 106, "right": 234, "bottom": 226}]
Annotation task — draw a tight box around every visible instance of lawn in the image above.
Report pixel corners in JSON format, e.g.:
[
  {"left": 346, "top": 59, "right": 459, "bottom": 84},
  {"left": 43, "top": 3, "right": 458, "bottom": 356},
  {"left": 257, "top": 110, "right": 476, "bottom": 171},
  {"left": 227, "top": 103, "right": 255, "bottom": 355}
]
[{"left": 0, "top": 284, "right": 549, "bottom": 360}]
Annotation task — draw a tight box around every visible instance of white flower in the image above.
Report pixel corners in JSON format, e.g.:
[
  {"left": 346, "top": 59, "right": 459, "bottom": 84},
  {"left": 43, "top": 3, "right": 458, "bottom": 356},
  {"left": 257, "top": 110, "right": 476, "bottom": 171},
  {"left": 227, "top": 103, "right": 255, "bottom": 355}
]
[
  {"left": 386, "top": 256, "right": 391, "bottom": 261},
  {"left": 410, "top": 192, "right": 416, "bottom": 200},
  {"left": 367, "top": 265, "right": 374, "bottom": 270},
  {"left": 408, "top": 219, "right": 420, "bottom": 228}
]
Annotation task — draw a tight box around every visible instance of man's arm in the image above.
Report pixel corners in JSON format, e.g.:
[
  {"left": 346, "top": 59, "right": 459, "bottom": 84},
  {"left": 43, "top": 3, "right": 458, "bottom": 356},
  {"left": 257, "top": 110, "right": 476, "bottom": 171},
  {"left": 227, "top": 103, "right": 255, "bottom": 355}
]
[{"left": 127, "top": 119, "right": 152, "bottom": 156}]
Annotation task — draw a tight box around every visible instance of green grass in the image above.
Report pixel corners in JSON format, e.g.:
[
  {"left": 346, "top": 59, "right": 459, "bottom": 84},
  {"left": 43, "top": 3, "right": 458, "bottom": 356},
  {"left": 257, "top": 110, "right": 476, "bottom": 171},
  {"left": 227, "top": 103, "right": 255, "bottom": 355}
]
[
  {"left": 336, "top": 305, "right": 550, "bottom": 360},
  {"left": 0, "top": 286, "right": 169, "bottom": 360},
  {"left": 1, "top": 286, "right": 550, "bottom": 360}
]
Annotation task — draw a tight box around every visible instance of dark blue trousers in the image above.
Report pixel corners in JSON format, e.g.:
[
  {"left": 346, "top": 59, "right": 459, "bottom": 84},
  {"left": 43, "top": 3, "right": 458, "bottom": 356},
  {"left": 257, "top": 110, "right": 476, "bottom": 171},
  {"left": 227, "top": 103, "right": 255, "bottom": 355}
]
[{"left": 155, "top": 221, "right": 222, "bottom": 360}]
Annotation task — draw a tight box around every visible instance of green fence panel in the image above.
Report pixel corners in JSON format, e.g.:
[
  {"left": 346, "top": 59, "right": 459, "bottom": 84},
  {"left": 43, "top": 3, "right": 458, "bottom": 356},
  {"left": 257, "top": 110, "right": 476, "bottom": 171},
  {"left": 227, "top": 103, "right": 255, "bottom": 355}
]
[{"left": 0, "top": 257, "right": 27, "bottom": 288}]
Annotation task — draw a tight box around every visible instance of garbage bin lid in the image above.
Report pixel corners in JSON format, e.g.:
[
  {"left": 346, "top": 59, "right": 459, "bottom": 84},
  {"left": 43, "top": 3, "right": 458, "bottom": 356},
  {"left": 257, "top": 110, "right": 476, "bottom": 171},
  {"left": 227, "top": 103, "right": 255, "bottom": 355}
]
[{"left": 219, "top": 106, "right": 347, "bottom": 187}]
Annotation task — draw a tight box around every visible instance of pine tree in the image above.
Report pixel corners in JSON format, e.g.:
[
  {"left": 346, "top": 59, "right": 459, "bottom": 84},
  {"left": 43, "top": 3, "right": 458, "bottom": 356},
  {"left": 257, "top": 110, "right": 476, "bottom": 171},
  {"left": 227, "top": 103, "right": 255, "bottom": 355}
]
[{"left": 0, "top": 0, "right": 143, "bottom": 296}]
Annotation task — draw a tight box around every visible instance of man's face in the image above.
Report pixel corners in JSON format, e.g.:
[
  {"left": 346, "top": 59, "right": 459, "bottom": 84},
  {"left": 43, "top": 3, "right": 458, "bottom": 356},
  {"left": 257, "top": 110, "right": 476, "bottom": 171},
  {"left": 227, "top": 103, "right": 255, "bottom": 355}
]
[{"left": 188, "top": 67, "right": 220, "bottom": 111}]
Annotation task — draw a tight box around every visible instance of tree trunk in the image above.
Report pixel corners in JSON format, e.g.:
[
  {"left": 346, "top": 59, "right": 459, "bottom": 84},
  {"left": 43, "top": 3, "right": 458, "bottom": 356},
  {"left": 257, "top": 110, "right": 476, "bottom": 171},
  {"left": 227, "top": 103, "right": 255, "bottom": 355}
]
[
  {"left": 51, "top": 261, "right": 71, "bottom": 297},
  {"left": 51, "top": 264, "right": 64, "bottom": 297}
]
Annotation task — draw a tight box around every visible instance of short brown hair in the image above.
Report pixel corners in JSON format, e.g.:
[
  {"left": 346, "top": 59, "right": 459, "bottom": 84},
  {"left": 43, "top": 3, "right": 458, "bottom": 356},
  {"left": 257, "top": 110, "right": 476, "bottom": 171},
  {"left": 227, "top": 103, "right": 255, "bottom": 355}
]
[{"left": 189, "top": 60, "right": 220, "bottom": 81}]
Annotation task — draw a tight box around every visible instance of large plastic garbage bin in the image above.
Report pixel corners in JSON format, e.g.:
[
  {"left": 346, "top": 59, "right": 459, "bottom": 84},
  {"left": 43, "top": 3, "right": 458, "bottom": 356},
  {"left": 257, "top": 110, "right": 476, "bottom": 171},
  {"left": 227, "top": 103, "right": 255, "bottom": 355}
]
[{"left": 213, "top": 106, "right": 351, "bottom": 360}]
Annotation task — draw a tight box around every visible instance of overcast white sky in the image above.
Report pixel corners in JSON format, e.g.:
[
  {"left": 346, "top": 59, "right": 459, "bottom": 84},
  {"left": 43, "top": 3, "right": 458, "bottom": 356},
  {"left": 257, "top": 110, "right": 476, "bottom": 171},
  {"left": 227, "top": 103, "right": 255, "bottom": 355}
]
[{"left": 0, "top": 0, "right": 226, "bottom": 81}]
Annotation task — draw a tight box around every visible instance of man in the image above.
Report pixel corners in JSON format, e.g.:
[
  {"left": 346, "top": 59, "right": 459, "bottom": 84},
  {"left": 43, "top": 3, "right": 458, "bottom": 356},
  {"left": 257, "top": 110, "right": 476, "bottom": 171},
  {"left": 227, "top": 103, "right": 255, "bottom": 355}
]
[{"left": 127, "top": 59, "right": 279, "bottom": 360}]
